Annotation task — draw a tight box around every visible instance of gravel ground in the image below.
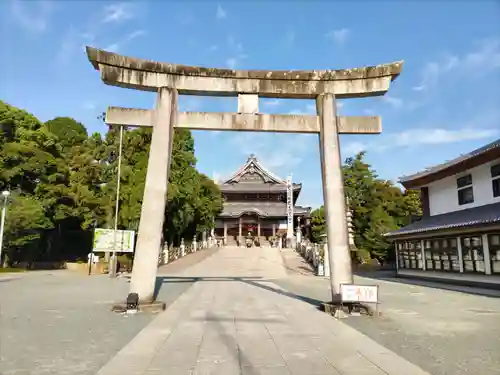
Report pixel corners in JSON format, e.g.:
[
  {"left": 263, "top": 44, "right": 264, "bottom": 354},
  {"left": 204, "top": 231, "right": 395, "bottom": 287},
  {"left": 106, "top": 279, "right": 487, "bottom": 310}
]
[
  {"left": 273, "top": 273, "right": 500, "bottom": 375},
  {"left": 0, "top": 247, "right": 219, "bottom": 375}
]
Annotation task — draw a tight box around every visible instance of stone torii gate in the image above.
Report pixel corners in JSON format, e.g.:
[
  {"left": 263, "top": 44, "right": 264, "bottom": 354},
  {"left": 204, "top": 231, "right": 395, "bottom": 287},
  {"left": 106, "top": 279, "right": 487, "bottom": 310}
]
[{"left": 86, "top": 46, "right": 403, "bottom": 305}]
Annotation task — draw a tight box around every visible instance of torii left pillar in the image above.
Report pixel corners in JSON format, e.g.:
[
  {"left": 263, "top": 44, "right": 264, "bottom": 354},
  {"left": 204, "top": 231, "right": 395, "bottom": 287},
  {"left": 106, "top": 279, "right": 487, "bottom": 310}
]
[{"left": 129, "top": 87, "right": 177, "bottom": 303}]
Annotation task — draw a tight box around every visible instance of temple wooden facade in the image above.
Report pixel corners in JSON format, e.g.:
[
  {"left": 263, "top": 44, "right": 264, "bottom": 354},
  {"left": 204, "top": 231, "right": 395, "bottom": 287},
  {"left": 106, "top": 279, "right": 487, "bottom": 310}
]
[{"left": 215, "top": 155, "right": 311, "bottom": 246}]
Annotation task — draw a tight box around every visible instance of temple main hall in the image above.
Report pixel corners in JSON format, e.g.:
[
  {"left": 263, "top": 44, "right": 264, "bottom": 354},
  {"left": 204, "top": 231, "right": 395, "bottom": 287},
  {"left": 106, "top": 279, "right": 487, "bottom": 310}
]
[{"left": 214, "top": 155, "right": 311, "bottom": 246}]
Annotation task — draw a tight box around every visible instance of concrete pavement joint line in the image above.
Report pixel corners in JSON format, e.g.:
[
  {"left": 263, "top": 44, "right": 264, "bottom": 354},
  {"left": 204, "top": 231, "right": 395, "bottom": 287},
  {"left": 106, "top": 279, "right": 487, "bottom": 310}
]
[
  {"left": 261, "top": 301, "right": 300, "bottom": 375},
  {"left": 93, "top": 281, "right": 204, "bottom": 375},
  {"left": 93, "top": 247, "right": 433, "bottom": 375},
  {"left": 192, "top": 285, "right": 217, "bottom": 372},
  {"left": 263, "top": 285, "right": 363, "bottom": 374},
  {"left": 259, "top": 279, "right": 432, "bottom": 375},
  {"left": 149, "top": 283, "right": 209, "bottom": 371}
]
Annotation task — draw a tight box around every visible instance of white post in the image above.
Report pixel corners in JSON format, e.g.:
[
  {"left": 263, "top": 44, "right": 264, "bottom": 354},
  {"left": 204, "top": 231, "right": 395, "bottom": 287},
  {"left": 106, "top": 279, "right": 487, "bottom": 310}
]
[
  {"left": 110, "top": 125, "right": 124, "bottom": 278},
  {"left": 163, "top": 244, "right": 169, "bottom": 265},
  {"left": 323, "top": 239, "right": 330, "bottom": 278},
  {"left": 286, "top": 175, "right": 294, "bottom": 247},
  {"left": 457, "top": 236, "right": 464, "bottom": 273},
  {"left": 482, "top": 234, "right": 492, "bottom": 275},
  {"left": 420, "top": 240, "right": 426, "bottom": 270},
  {"left": 0, "top": 192, "right": 10, "bottom": 267},
  {"left": 180, "top": 238, "right": 185, "bottom": 257},
  {"left": 317, "top": 93, "right": 353, "bottom": 299}
]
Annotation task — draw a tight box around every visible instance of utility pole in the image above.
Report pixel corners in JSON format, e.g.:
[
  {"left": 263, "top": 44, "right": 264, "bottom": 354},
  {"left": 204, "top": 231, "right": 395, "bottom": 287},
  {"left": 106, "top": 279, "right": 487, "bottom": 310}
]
[
  {"left": 110, "top": 125, "right": 124, "bottom": 278},
  {"left": 0, "top": 190, "right": 10, "bottom": 268}
]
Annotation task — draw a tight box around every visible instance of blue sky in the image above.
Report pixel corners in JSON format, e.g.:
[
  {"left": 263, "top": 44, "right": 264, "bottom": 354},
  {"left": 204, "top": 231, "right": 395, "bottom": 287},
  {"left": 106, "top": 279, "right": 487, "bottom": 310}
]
[{"left": 1, "top": 1, "right": 499, "bottom": 209}]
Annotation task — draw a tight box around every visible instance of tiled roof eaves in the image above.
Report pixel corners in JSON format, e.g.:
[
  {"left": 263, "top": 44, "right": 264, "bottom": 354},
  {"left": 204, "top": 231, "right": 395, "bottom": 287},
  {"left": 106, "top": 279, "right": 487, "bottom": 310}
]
[
  {"left": 385, "top": 218, "right": 500, "bottom": 237},
  {"left": 385, "top": 201, "right": 500, "bottom": 237}
]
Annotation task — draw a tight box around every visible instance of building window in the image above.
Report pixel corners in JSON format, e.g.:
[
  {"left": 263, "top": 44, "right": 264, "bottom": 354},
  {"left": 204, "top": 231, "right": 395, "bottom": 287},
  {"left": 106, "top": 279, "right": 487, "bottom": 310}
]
[
  {"left": 397, "top": 241, "right": 423, "bottom": 270},
  {"left": 488, "top": 233, "right": 500, "bottom": 274},
  {"left": 491, "top": 164, "right": 500, "bottom": 198},
  {"left": 457, "top": 174, "right": 474, "bottom": 205},
  {"left": 424, "top": 238, "right": 460, "bottom": 272},
  {"left": 461, "top": 236, "right": 485, "bottom": 273}
]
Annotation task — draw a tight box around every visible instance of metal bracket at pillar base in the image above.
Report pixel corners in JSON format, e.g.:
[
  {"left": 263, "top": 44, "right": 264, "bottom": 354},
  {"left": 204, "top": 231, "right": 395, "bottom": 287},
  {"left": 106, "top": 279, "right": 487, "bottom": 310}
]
[{"left": 111, "top": 299, "right": 166, "bottom": 314}]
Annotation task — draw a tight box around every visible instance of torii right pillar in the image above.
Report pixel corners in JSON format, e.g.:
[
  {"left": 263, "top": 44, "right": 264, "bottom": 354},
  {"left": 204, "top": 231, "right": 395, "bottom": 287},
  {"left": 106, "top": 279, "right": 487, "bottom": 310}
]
[{"left": 317, "top": 93, "right": 352, "bottom": 301}]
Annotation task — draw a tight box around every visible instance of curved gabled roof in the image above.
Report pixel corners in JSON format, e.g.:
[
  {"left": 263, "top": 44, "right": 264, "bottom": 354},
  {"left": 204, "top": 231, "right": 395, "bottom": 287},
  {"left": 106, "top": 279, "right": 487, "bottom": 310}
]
[{"left": 223, "top": 154, "right": 286, "bottom": 185}]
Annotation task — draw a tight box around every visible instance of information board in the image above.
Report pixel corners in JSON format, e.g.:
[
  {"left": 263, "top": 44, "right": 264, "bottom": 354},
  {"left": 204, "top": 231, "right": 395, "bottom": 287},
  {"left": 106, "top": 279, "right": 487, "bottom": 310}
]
[
  {"left": 340, "top": 284, "right": 378, "bottom": 304},
  {"left": 92, "top": 228, "right": 135, "bottom": 253}
]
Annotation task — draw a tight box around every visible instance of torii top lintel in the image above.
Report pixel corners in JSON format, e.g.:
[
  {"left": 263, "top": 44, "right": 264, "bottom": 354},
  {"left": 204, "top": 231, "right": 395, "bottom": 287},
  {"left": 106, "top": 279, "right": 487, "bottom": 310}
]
[{"left": 86, "top": 46, "right": 403, "bottom": 99}]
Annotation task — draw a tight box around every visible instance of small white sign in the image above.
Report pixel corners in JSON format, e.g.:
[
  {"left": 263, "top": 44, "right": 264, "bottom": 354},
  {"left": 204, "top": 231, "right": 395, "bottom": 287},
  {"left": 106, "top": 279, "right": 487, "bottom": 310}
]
[{"left": 340, "top": 284, "right": 378, "bottom": 304}]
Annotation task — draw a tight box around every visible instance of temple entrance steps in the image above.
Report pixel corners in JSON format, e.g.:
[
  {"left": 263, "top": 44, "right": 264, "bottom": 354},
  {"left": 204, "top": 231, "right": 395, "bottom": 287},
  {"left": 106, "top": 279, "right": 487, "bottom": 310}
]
[
  {"left": 225, "top": 237, "right": 238, "bottom": 247},
  {"left": 258, "top": 236, "right": 271, "bottom": 247},
  {"left": 181, "top": 245, "right": 288, "bottom": 278}
]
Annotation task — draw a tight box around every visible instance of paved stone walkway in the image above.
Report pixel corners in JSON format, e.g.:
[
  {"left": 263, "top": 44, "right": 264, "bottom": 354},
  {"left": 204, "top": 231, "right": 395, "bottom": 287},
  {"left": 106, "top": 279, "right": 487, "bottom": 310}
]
[
  {"left": 274, "top": 262, "right": 500, "bottom": 375},
  {"left": 0, "top": 249, "right": 220, "bottom": 375},
  {"left": 96, "top": 247, "right": 431, "bottom": 375}
]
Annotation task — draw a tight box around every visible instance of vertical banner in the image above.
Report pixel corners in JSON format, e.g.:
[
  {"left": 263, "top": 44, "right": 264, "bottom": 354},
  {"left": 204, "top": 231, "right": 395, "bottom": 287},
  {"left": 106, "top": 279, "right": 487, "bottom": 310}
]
[{"left": 286, "top": 175, "right": 294, "bottom": 239}]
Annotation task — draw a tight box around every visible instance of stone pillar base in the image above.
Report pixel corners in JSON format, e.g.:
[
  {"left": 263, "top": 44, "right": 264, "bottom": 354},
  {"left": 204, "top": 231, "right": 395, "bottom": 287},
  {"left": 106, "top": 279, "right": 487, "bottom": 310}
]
[{"left": 111, "top": 300, "right": 166, "bottom": 314}]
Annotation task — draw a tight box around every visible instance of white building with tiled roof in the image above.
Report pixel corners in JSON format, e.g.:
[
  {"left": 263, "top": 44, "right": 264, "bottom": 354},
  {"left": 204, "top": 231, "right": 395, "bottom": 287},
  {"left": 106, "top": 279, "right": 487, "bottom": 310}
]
[{"left": 386, "top": 138, "right": 500, "bottom": 287}]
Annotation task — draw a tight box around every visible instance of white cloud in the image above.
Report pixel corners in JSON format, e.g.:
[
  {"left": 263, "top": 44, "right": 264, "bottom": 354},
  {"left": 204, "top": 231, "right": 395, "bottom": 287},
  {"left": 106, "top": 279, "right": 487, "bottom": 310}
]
[
  {"left": 342, "top": 142, "right": 367, "bottom": 156},
  {"left": 10, "top": 0, "right": 54, "bottom": 33},
  {"left": 103, "top": 29, "right": 146, "bottom": 53},
  {"left": 265, "top": 99, "right": 281, "bottom": 107},
  {"left": 388, "top": 127, "right": 498, "bottom": 148},
  {"left": 381, "top": 95, "right": 404, "bottom": 109},
  {"left": 102, "top": 3, "right": 135, "bottom": 23},
  {"left": 343, "top": 126, "right": 499, "bottom": 156},
  {"left": 229, "top": 132, "right": 315, "bottom": 172},
  {"left": 83, "top": 102, "right": 96, "bottom": 111},
  {"left": 325, "top": 28, "right": 350, "bottom": 45},
  {"left": 226, "top": 58, "right": 238, "bottom": 69},
  {"left": 413, "top": 56, "right": 457, "bottom": 92},
  {"left": 216, "top": 4, "right": 227, "bottom": 19},
  {"left": 225, "top": 36, "right": 247, "bottom": 68},
  {"left": 413, "top": 38, "right": 500, "bottom": 91},
  {"left": 56, "top": 27, "right": 96, "bottom": 64},
  {"left": 463, "top": 38, "right": 500, "bottom": 69}
]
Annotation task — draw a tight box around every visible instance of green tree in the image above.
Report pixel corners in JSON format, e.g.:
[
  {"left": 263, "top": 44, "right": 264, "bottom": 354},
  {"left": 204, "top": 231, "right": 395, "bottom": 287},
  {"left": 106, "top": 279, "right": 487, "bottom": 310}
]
[
  {"left": 44, "top": 117, "right": 88, "bottom": 153},
  {"left": 2, "top": 195, "right": 52, "bottom": 267},
  {"left": 0, "top": 100, "right": 224, "bottom": 265},
  {"left": 310, "top": 151, "right": 421, "bottom": 263},
  {"left": 310, "top": 206, "right": 325, "bottom": 244}
]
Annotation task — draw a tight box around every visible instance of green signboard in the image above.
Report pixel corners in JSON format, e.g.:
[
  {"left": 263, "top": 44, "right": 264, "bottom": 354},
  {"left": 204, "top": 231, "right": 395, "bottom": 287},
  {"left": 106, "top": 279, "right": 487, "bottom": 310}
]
[{"left": 92, "top": 228, "right": 135, "bottom": 253}]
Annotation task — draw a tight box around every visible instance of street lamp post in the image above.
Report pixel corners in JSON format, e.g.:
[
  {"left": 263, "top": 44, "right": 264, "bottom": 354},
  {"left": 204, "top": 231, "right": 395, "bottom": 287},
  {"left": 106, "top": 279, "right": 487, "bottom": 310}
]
[
  {"left": 110, "top": 125, "right": 124, "bottom": 278},
  {"left": 0, "top": 190, "right": 11, "bottom": 268}
]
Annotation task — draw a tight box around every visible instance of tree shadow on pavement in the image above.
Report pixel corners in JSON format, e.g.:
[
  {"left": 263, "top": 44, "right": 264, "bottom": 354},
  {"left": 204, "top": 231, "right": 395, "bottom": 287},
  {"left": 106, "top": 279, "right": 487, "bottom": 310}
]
[
  {"left": 152, "top": 276, "right": 325, "bottom": 308},
  {"left": 198, "top": 312, "right": 287, "bottom": 374}
]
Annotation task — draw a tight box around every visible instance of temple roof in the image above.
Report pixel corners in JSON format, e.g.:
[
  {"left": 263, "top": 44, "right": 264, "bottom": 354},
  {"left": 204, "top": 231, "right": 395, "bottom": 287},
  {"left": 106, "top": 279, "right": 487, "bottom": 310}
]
[
  {"left": 219, "top": 202, "right": 311, "bottom": 218},
  {"left": 220, "top": 155, "right": 302, "bottom": 194},
  {"left": 223, "top": 154, "right": 286, "bottom": 184}
]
